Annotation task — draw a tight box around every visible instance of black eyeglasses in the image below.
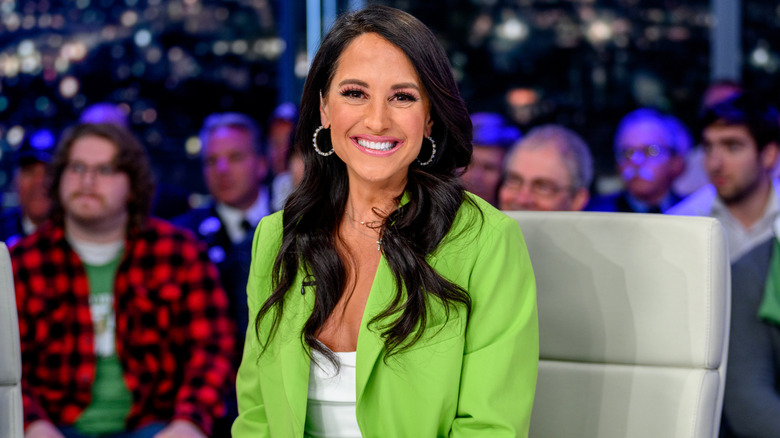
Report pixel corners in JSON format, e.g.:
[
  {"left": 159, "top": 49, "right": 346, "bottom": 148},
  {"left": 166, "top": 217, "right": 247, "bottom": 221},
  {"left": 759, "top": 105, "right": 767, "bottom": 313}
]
[
  {"left": 64, "top": 161, "right": 119, "bottom": 178},
  {"left": 502, "top": 174, "right": 571, "bottom": 197}
]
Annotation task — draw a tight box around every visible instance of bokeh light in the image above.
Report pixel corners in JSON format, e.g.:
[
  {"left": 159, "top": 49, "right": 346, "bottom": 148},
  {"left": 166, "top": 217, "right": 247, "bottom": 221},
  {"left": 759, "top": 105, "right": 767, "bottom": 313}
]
[{"left": 59, "top": 76, "right": 80, "bottom": 98}]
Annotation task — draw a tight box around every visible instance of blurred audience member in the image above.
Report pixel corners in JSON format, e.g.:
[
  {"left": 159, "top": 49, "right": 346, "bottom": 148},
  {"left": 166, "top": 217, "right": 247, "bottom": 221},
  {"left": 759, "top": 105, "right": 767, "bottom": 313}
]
[
  {"left": 0, "top": 129, "right": 56, "bottom": 246},
  {"left": 11, "top": 123, "right": 234, "bottom": 438},
  {"left": 461, "top": 112, "right": 521, "bottom": 206},
  {"left": 267, "top": 102, "right": 298, "bottom": 177},
  {"left": 172, "top": 112, "right": 270, "bottom": 435},
  {"left": 267, "top": 102, "right": 299, "bottom": 211},
  {"left": 675, "top": 80, "right": 745, "bottom": 198},
  {"left": 668, "top": 94, "right": 780, "bottom": 262},
  {"left": 590, "top": 108, "right": 686, "bottom": 213},
  {"left": 288, "top": 147, "right": 304, "bottom": 189},
  {"left": 499, "top": 124, "right": 592, "bottom": 211},
  {"left": 79, "top": 101, "right": 190, "bottom": 219},
  {"left": 670, "top": 114, "right": 709, "bottom": 196},
  {"left": 720, "top": 217, "right": 780, "bottom": 437}
]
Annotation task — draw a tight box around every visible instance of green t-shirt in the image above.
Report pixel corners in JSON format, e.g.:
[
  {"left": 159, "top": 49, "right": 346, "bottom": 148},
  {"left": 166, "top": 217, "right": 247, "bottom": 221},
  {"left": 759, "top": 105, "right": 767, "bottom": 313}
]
[{"left": 74, "top": 255, "right": 134, "bottom": 435}]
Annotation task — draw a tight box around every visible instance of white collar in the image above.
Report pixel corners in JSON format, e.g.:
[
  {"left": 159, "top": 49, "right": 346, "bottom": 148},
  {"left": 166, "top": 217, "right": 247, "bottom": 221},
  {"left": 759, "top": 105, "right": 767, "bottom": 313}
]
[
  {"left": 712, "top": 179, "right": 780, "bottom": 230},
  {"left": 21, "top": 215, "right": 37, "bottom": 236},
  {"left": 66, "top": 233, "right": 125, "bottom": 266},
  {"left": 215, "top": 188, "right": 269, "bottom": 244}
]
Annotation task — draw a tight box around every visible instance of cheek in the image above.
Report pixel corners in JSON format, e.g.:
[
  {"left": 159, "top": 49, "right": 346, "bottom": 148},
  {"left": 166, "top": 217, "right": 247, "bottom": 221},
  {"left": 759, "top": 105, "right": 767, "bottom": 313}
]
[
  {"left": 17, "top": 179, "right": 33, "bottom": 192},
  {"left": 329, "top": 105, "right": 355, "bottom": 129},
  {"left": 547, "top": 196, "right": 570, "bottom": 210},
  {"left": 642, "top": 161, "right": 665, "bottom": 175},
  {"left": 498, "top": 187, "right": 515, "bottom": 204},
  {"left": 114, "top": 178, "right": 132, "bottom": 202},
  {"left": 59, "top": 178, "right": 74, "bottom": 198},
  {"left": 703, "top": 152, "right": 720, "bottom": 169}
]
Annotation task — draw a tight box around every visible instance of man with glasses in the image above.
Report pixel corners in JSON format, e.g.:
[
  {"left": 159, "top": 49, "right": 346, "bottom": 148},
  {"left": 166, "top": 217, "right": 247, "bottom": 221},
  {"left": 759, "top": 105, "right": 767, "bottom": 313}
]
[
  {"left": 498, "top": 124, "right": 592, "bottom": 211},
  {"left": 668, "top": 93, "right": 780, "bottom": 262},
  {"left": 10, "top": 123, "right": 234, "bottom": 438},
  {"left": 589, "top": 108, "right": 687, "bottom": 214}
]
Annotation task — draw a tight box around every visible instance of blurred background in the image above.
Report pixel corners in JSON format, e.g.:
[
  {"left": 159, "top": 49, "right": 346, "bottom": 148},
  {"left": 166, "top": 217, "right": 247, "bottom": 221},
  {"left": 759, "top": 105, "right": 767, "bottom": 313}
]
[{"left": 0, "top": 0, "right": 777, "bottom": 207}]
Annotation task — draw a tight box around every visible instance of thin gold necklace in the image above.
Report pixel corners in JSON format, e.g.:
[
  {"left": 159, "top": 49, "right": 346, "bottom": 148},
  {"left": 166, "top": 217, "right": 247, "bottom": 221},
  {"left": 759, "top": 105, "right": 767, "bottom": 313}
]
[{"left": 344, "top": 209, "right": 383, "bottom": 252}]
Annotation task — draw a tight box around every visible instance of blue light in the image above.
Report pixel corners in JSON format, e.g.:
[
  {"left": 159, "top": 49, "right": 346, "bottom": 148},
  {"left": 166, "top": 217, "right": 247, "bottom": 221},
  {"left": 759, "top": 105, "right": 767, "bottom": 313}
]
[{"left": 30, "top": 129, "right": 56, "bottom": 150}]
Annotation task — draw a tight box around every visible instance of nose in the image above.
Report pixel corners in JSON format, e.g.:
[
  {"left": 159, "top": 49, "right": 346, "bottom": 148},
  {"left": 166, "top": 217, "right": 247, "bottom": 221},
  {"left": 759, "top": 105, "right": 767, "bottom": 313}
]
[
  {"left": 515, "top": 186, "right": 537, "bottom": 209},
  {"left": 79, "top": 169, "right": 98, "bottom": 187},
  {"left": 705, "top": 147, "right": 724, "bottom": 171},
  {"left": 215, "top": 157, "right": 230, "bottom": 173},
  {"left": 627, "top": 151, "right": 646, "bottom": 166},
  {"left": 363, "top": 99, "right": 390, "bottom": 132}
]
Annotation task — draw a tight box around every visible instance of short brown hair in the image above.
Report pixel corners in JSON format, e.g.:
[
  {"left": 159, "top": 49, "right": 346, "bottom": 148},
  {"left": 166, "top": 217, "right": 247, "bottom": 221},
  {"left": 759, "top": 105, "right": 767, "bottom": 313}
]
[{"left": 50, "top": 123, "right": 156, "bottom": 231}]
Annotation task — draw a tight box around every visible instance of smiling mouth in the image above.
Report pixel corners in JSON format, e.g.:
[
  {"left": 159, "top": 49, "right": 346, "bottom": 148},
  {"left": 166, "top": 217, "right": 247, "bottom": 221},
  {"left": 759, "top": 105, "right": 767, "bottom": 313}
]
[{"left": 356, "top": 138, "right": 397, "bottom": 152}]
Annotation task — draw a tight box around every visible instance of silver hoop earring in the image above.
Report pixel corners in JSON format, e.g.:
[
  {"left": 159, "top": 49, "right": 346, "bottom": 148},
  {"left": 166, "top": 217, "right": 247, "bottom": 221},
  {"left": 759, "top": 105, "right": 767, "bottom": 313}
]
[
  {"left": 416, "top": 136, "right": 436, "bottom": 166},
  {"left": 312, "top": 125, "right": 334, "bottom": 156}
]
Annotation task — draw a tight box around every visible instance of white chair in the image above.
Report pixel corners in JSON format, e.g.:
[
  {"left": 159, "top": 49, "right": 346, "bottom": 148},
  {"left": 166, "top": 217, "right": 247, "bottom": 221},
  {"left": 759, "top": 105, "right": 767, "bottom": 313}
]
[
  {"left": 0, "top": 242, "right": 23, "bottom": 438},
  {"left": 506, "top": 212, "right": 730, "bottom": 438}
]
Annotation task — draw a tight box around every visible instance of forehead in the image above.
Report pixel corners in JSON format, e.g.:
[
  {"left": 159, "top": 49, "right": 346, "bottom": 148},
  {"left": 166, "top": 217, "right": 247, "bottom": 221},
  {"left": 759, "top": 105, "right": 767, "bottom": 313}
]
[
  {"left": 616, "top": 119, "right": 670, "bottom": 148},
  {"left": 69, "top": 135, "right": 118, "bottom": 161},
  {"left": 332, "top": 33, "right": 421, "bottom": 87},
  {"left": 472, "top": 146, "right": 506, "bottom": 162},
  {"left": 509, "top": 146, "right": 571, "bottom": 182},
  {"left": 703, "top": 123, "right": 754, "bottom": 143},
  {"left": 204, "top": 126, "right": 255, "bottom": 154}
]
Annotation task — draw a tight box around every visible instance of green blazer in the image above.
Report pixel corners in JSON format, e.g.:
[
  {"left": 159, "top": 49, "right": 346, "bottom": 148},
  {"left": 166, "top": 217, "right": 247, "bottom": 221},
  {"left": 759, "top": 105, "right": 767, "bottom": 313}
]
[{"left": 233, "top": 195, "right": 538, "bottom": 437}]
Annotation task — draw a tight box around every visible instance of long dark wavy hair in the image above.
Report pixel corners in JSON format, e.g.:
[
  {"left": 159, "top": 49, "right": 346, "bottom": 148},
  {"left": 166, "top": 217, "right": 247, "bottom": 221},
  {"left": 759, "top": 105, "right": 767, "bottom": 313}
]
[
  {"left": 50, "top": 123, "right": 156, "bottom": 231},
  {"left": 254, "top": 5, "right": 477, "bottom": 362}
]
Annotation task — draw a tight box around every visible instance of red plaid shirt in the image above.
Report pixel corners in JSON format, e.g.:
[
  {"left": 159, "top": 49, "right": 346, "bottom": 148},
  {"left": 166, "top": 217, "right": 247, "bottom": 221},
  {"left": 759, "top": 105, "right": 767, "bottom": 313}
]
[{"left": 11, "top": 218, "right": 235, "bottom": 435}]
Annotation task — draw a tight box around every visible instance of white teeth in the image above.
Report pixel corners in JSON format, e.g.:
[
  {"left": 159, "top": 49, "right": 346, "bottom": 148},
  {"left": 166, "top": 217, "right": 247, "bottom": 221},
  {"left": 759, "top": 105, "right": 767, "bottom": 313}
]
[{"left": 357, "top": 138, "right": 395, "bottom": 151}]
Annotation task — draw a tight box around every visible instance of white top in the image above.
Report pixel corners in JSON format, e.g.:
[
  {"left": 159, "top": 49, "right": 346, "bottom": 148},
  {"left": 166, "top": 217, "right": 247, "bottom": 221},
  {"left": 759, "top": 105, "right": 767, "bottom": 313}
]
[
  {"left": 667, "top": 180, "right": 780, "bottom": 262},
  {"left": 66, "top": 234, "right": 125, "bottom": 265},
  {"left": 304, "top": 347, "right": 362, "bottom": 438}
]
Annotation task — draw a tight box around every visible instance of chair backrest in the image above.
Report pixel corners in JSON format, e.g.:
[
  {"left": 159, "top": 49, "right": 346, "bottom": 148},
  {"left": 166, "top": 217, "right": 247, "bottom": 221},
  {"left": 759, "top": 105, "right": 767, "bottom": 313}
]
[
  {"left": 0, "top": 242, "right": 23, "bottom": 438},
  {"left": 506, "top": 211, "right": 730, "bottom": 438}
]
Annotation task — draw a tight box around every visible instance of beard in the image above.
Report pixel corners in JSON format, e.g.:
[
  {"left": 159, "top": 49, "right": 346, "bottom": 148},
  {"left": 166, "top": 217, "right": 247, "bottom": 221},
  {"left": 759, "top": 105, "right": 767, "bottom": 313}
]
[{"left": 716, "top": 173, "right": 764, "bottom": 206}]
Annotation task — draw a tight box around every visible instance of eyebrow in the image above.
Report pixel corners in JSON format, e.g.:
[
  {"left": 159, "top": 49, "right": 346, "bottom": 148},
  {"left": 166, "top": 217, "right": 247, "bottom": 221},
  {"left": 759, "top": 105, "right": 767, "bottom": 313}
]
[{"left": 337, "top": 79, "right": 421, "bottom": 92}]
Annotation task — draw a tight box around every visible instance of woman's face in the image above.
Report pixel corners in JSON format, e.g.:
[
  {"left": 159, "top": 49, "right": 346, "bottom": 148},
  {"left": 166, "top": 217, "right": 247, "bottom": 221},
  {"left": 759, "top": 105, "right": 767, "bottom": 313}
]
[{"left": 319, "top": 32, "right": 433, "bottom": 190}]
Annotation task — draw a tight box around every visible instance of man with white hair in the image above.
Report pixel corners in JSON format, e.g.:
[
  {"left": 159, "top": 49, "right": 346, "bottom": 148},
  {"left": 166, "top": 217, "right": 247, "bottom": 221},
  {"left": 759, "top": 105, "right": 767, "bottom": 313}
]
[{"left": 498, "top": 124, "right": 592, "bottom": 212}]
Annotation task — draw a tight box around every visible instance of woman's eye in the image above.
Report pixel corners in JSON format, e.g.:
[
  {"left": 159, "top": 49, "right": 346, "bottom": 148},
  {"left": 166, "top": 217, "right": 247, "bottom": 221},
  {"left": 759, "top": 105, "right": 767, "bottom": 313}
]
[
  {"left": 341, "top": 89, "right": 364, "bottom": 99},
  {"left": 393, "top": 93, "right": 417, "bottom": 102}
]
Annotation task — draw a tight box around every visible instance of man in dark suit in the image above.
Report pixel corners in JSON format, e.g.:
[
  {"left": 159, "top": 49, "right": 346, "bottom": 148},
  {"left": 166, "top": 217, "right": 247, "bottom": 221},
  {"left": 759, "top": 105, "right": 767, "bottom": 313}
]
[{"left": 173, "top": 113, "right": 270, "bottom": 437}]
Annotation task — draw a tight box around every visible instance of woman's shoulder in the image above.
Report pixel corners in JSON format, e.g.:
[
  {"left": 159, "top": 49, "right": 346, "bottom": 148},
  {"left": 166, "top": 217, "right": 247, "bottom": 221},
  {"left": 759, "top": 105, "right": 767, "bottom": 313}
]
[
  {"left": 438, "top": 192, "right": 522, "bottom": 255},
  {"left": 453, "top": 192, "right": 519, "bottom": 234},
  {"left": 258, "top": 210, "right": 285, "bottom": 229},
  {"left": 252, "top": 210, "right": 285, "bottom": 256}
]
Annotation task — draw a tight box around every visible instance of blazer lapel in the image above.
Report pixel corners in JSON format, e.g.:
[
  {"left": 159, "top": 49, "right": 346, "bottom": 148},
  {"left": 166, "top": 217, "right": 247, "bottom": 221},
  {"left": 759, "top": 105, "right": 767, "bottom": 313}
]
[
  {"left": 278, "top": 255, "right": 396, "bottom": 424},
  {"left": 280, "top": 273, "right": 315, "bottom": 434},
  {"left": 356, "top": 255, "right": 393, "bottom": 405}
]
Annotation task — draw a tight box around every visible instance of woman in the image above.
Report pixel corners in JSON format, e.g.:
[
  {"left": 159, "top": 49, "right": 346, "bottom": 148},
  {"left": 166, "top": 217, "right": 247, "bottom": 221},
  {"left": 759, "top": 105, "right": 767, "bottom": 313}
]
[{"left": 233, "top": 5, "right": 538, "bottom": 437}]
